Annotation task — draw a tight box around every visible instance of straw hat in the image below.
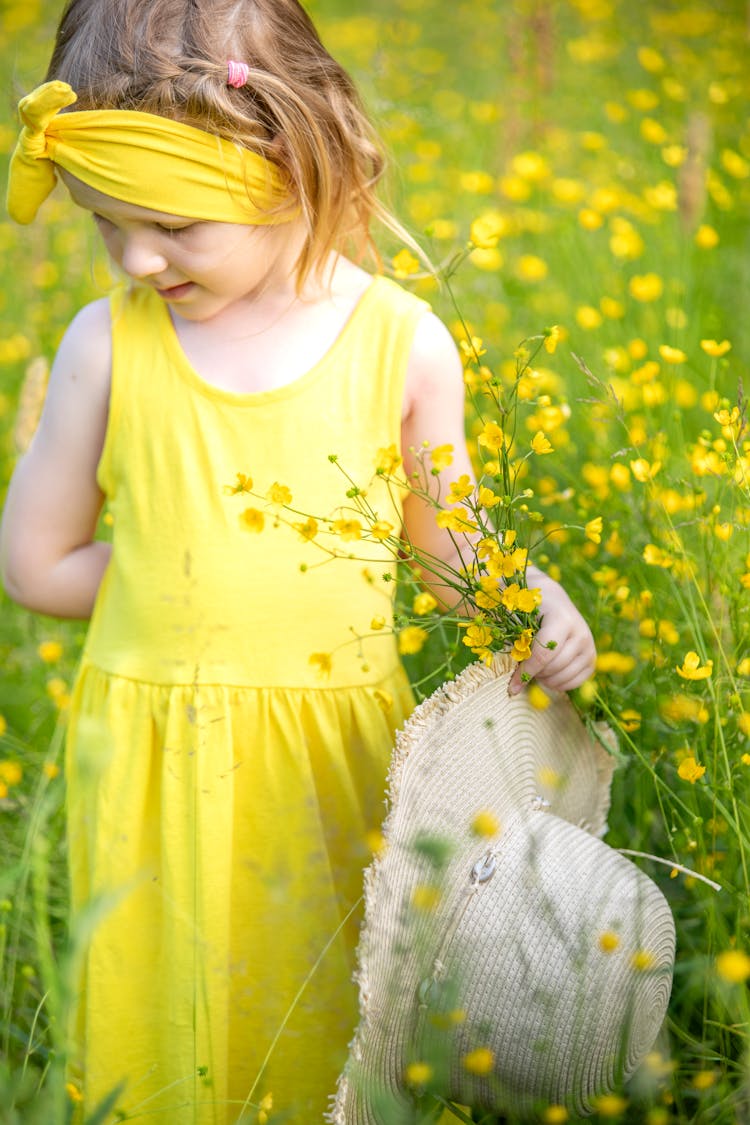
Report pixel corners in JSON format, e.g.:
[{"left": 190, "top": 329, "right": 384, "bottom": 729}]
[{"left": 331, "top": 654, "right": 675, "bottom": 1122}]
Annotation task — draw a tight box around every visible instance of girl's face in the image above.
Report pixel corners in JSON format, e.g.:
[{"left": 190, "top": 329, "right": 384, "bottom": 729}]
[{"left": 60, "top": 172, "right": 306, "bottom": 322}]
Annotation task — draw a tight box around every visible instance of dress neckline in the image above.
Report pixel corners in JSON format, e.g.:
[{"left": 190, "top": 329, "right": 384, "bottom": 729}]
[{"left": 153, "top": 277, "right": 382, "bottom": 406}]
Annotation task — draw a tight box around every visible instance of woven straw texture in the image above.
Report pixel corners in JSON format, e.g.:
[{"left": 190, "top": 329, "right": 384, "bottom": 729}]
[{"left": 330, "top": 654, "right": 675, "bottom": 1122}]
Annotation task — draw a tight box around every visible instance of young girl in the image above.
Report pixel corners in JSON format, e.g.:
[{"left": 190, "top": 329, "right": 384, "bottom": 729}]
[{"left": 1, "top": 1, "right": 596, "bottom": 1120}]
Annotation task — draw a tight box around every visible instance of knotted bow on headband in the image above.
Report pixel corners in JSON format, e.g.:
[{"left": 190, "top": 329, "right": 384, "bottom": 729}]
[{"left": 7, "top": 80, "right": 294, "bottom": 225}]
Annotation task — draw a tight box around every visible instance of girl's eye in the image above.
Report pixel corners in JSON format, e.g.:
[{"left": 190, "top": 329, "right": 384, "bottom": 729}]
[{"left": 156, "top": 223, "right": 196, "bottom": 236}]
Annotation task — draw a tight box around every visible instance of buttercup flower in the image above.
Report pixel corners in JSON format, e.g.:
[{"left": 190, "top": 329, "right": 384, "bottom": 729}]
[
  {"left": 413, "top": 592, "right": 438, "bottom": 615},
  {"left": 239, "top": 508, "right": 265, "bottom": 533},
  {"left": 599, "top": 931, "right": 621, "bottom": 953},
  {"left": 447, "top": 474, "right": 474, "bottom": 503},
  {"left": 293, "top": 516, "right": 318, "bottom": 541},
  {"left": 462, "top": 622, "right": 494, "bottom": 653},
  {"left": 596, "top": 652, "right": 636, "bottom": 674},
  {"left": 500, "top": 584, "right": 542, "bottom": 613},
  {"left": 404, "top": 1061, "right": 433, "bottom": 1087},
  {"left": 531, "top": 431, "right": 553, "bottom": 454},
  {"left": 592, "top": 1093, "right": 627, "bottom": 1116},
  {"left": 470, "top": 211, "right": 507, "bottom": 249},
  {"left": 637, "top": 46, "right": 665, "bottom": 72},
  {"left": 695, "top": 224, "right": 719, "bottom": 249},
  {"left": 630, "top": 458, "right": 661, "bottom": 482},
  {"left": 677, "top": 755, "right": 706, "bottom": 783},
  {"left": 643, "top": 544, "right": 673, "bottom": 568},
  {"left": 511, "top": 629, "right": 534, "bottom": 662},
  {"left": 715, "top": 949, "right": 750, "bottom": 983},
  {"left": 459, "top": 336, "right": 487, "bottom": 363},
  {"left": 0, "top": 761, "right": 22, "bottom": 786},
  {"left": 517, "top": 254, "right": 548, "bottom": 282},
  {"left": 629, "top": 273, "right": 663, "bottom": 301},
  {"left": 436, "top": 509, "right": 478, "bottom": 534},
  {"left": 658, "top": 344, "right": 687, "bottom": 365},
  {"left": 477, "top": 485, "right": 500, "bottom": 509},
  {"left": 676, "top": 652, "right": 713, "bottom": 680},
  {"left": 375, "top": 443, "right": 402, "bottom": 474},
  {"left": 544, "top": 325, "right": 561, "bottom": 353},
  {"left": 619, "top": 709, "right": 641, "bottom": 731},
  {"left": 258, "top": 1092, "right": 273, "bottom": 1124},
  {"left": 478, "top": 421, "right": 506, "bottom": 452},
  {"left": 370, "top": 520, "right": 394, "bottom": 541},
  {"left": 398, "top": 626, "right": 429, "bottom": 655},
  {"left": 392, "top": 248, "right": 420, "bottom": 277},
  {"left": 474, "top": 579, "right": 502, "bottom": 610},
  {"left": 701, "top": 339, "right": 731, "bottom": 357},
  {"left": 462, "top": 1047, "right": 494, "bottom": 1076},
  {"left": 527, "top": 683, "right": 551, "bottom": 710},
  {"left": 225, "top": 472, "right": 253, "bottom": 494},
  {"left": 429, "top": 443, "right": 454, "bottom": 472},
  {"left": 576, "top": 305, "right": 602, "bottom": 330},
  {"left": 266, "top": 482, "right": 292, "bottom": 505},
  {"left": 471, "top": 810, "right": 500, "bottom": 837},
  {"left": 585, "top": 517, "right": 603, "bottom": 544},
  {"left": 333, "top": 518, "right": 362, "bottom": 541}
]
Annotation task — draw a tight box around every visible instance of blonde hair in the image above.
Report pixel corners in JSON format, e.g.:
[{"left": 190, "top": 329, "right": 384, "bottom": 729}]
[{"left": 46, "top": 0, "right": 412, "bottom": 286}]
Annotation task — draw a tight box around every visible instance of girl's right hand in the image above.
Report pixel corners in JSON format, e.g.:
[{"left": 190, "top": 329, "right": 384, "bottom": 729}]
[{"left": 0, "top": 299, "right": 113, "bottom": 619}]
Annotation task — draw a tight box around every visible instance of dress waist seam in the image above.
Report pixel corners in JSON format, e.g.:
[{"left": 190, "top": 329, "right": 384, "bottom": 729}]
[{"left": 75, "top": 656, "right": 405, "bottom": 692}]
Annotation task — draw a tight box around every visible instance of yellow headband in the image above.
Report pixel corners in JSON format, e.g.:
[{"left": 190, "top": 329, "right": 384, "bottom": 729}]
[{"left": 7, "top": 80, "right": 295, "bottom": 226}]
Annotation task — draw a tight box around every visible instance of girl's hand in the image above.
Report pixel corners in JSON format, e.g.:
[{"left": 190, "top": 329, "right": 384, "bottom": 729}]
[{"left": 509, "top": 565, "right": 596, "bottom": 695}]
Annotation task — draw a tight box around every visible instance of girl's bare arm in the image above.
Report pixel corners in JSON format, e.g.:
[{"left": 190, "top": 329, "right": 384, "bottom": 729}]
[
  {"left": 400, "top": 312, "right": 595, "bottom": 693},
  {"left": 0, "top": 299, "right": 112, "bottom": 619}
]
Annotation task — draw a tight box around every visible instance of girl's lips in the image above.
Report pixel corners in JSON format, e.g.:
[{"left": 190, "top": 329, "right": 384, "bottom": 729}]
[{"left": 156, "top": 282, "right": 195, "bottom": 300}]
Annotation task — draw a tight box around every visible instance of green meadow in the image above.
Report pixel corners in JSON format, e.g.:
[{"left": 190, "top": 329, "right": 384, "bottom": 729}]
[{"left": 1, "top": 0, "right": 748, "bottom": 1122}]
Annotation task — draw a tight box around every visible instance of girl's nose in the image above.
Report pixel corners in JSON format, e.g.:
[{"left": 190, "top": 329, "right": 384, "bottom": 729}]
[{"left": 119, "top": 232, "right": 169, "bottom": 279}]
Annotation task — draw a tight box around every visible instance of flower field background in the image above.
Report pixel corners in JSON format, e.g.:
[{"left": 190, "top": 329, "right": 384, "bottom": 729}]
[{"left": 1, "top": 0, "right": 749, "bottom": 1122}]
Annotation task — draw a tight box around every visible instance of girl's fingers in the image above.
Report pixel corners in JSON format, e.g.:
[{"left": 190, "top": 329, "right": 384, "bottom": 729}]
[
  {"left": 509, "top": 633, "right": 596, "bottom": 694},
  {"left": 534, "top": 652, "right": 596, "bottom": 692}
]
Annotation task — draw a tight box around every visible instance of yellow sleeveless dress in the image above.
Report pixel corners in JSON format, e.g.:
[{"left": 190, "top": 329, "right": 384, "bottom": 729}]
[{"left": 65, "top": 276, "right": 429, "bottom": 1123}]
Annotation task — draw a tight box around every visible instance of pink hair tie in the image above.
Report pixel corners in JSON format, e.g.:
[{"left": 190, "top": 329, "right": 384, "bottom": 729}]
[{"left": 227, "top": 60, "right": 250, "bottom": 88}]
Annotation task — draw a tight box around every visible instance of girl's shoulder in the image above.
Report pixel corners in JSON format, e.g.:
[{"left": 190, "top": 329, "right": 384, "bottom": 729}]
[
  {"left": 402, "top": 306, "right": 463, "bottom": 414},
  {"left": 57, "top": 297, "right": 112, "bottom": 391}
]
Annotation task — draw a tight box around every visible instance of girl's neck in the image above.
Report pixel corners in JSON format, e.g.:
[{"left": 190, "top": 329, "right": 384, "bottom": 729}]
[{"left": 166, "top": 255, "right": 374, "bottom": 395}]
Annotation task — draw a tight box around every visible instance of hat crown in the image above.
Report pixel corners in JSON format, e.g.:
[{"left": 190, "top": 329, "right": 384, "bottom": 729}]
[{"left": 332, "top": 656, "right": 675, "bottom": 1122}]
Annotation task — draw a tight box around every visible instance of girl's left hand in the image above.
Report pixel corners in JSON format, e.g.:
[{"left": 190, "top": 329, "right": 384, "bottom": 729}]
[{"left": 508, "top": 566, "right": 596, "bottom": 695}]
